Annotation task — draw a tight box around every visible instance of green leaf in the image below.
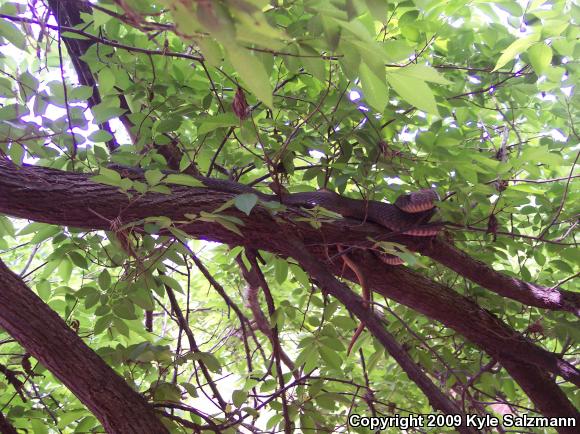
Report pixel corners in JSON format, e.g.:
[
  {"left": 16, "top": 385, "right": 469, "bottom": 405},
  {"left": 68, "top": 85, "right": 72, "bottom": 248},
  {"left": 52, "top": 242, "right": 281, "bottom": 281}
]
[
  {"left": 29, "top": 225, "right": 60, "bottom": 244},
  {"left": 69, "top": 85, "right": 94, "bottom": 102},
  {"left": 382, "top": 40, "right": 414, "bottom": 62},
  {"left": 94, "top": 314, "right": 114, "bottom": 335},
  {"left": 98, "top": 67, "right": 116, "bottom": 94},
  {"left": 301, "top": 50, "right": 327, "bottom": 81},
  {"left": 92, "top": 103, "right": 126, "bottom": 124},
  {"left": 232, "top": 389, "right": 248, "bottom": 408},
  {"left": 112, "top": 299, "right": 137, "bottom": 320},
  {"left": 98, "top": 270, "right": 111, "bottom": 291},
  {"left": 88, "top": 129, "right": 114, "bottom": 143},
  {"left": 274, "top": 258, "right": 288, "bottom": 284},
  {"left": 0, "top": 77, "right": 13, "bottom": 97},
  {"left": 366, "top": 0, "right": 388, "bottom": 21},
  {"left": 493, "top": 34, "right": 539, "bottom": 71},
  {"left": 144, "top": 169, "right": 164, "bottom": 186},
  {"left": 156, "top": 117, "right": 182, "bottom": 133},
  {"left": 68, "top": 251, "right": 88, "bottom": 269},
  {"left": 17, "top": 222, "right": 47, "bottom": 237},
  {"left": 18, "top": 71, "right": 39, "bottom": 101},
  {"left": 214, "top": 216, "right": 244, "bottom": 236},
  {"left": 386, "top": 71, "right": 439, "bottom": 115},
  {"left": 290, "top": 264, "right": 310, "bottom": 287},
  {"left": 392, "top": 64, "right": 451, "bottom": 85},
  {"left": 158, "top": 275, "right": 184, "bottom": 294},
  {"left": 192, "top": 351, "right": 222, "bottom": 373},
  {"left": 225, "top": 44, "right": 273, "bottom": 108},
  {"left": 234, "top": 193, "right": 258, "bottom": 216},
  {"left": 527, "top": 43, "right": 552, "bottom": 75},
  {"left": 128, "top": 285, "right": 155, "bottom": 310},
  {"left": 31, "top": 418, "right": 49, "bottom": 433},
  {"left": 494, "top": 1, "right": 522, "bottom": 16},
  {"left": 359, "top": 62, "right": 388, "bottom": 112},
  {"left": 93, "top": 7, "right": 113, "bottom": 28},
  {"left": 164, "top": 173, "right": 203, "bottom": 187},
  {"left": 153, "top": 382, "right": 181, "bottom": 403},
  {"left": 91, "top": 175, "right": 122, "bottom": 188},
  {"left": 0, "top": 103, "right": 29, "bottom": 121},
  {"left": 181, "top": 382, "right": 199, "bottom": 398},
  {"left": 197, "top": 37, "right": 223, "bottom": 67},
  {"left": 366, "top": 349, "right": 383, "bottom": 372},
  {"left": 0, "top": 18, "right": 26, "bottom": 50},
  {"left": 197, "top": 113, "right": 239, "bottom": 135},
  {"left": 318, "top": 346, "right": 342, "bottom": 370}
]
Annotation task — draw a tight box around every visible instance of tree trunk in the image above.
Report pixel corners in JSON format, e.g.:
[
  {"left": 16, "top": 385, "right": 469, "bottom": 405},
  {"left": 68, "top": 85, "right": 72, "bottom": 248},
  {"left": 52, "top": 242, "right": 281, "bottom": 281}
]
[
  {"left": 0, "top": 160, "right": 578, "bottom": 421},
  {"left": 0, "top": 411, "right": 18, "bottom": 434},
  {"left": 0, "top": 260, "right": 169, "bottom": 434}
]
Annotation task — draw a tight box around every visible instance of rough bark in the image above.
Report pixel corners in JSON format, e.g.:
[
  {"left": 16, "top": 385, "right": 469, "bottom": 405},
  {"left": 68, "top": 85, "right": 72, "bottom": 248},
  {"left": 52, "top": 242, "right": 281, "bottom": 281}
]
[
  {"left": 0, "top": 160, "right": 578, "bottom": 417},
  {"left": 0, "top": 160, "right": 575, "bottom": 316},
  {"left": 0, "top": 411, "right": 18, "bottom": 434},
  {"left": 290, "top": 245, "right": 579, "bottom": 432},
  {"left": 326, "top": 250, "right": 580, "bottom": 426},
  {"left": 46, "top": 0, "right": 119, "bottom": 151},
  {"left": 0, "top": 260, "right": 169, "bottom": 434},
  {"left": 501, "top": 359, "right": 580, "bottom": 433},
  {"left": 281, "top": 238, "right": 478, "bottom": 433},
  {"left": 422, "top": 238, "right": 579, "bottom": 316},
  {"left": 329, "top": 250, "right": 580, "bottom": 387}
]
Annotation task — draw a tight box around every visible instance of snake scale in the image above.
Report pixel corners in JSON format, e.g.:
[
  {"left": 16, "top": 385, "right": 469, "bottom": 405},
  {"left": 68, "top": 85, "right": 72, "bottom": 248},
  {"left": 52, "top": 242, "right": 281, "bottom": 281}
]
[
  {"left": 111, "top": 165, "right": 438, "bottom": 351},
  {"left": 110, "top": 165, "right": 440, "bottom": 236},
  {"left": 198, "top": 175, "right": 440, "bottom": 236}
]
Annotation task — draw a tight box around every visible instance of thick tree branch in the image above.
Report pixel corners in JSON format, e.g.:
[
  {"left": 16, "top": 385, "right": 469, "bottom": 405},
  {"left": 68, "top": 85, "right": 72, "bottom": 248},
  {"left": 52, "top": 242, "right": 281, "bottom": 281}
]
[
  {"left": 0, "top": 411, "right": 18, "bottom": 434},
  {"left": 1, "top": 161, "right": 575, "bottom": 316},
  {"left": 0, "top": 161, "right": 578, "bottom": 398},
  {"left": 318, "top": 253, "right": 578, "bottom": 433},
  {"left": 420, "top": 239, "right": 580, "bottom": 316},
  {"left": 326, "top": 250, "right": 580, "bottom": 385},
  {"left": 0, "top": 259, "right": 169, "bottom": 434},
  {"left": 44, "top": 1, "right": 119, "bottom": 152},
  {"left": 281, "top": 237, "right": 477, "bottom": 431}
]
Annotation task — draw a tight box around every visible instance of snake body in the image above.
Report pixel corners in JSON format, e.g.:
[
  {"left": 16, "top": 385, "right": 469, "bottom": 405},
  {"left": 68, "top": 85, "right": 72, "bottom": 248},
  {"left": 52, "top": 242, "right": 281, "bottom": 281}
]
[
  {"left": 197, "top": 176, "right": 440, "bottom": 236},
  {"left": 109, "top": 165, "right": 440, "bottom": 236}
]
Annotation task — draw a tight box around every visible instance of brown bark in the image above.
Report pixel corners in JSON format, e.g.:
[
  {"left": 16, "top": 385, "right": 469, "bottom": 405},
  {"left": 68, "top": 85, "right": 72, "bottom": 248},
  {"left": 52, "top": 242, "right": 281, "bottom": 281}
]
[
  {"left": 0, "top": 411, "right": 18, "bottom": 434},
  {"left": 237, "top": 252, "right": 293, "bottom": 434},
  {"left": 422, "top": 238, "right": 580, "bottom": 316},
  {"left": 280, "top": 238, "right": 478, "bottom": 433},
  {"left": 0, "top": 160, "right": 578, "bottom": 418},
  {"left": 331, "top": 251, "right": 580, "bottom": 387},
  {"left": 501, "top": 359, "right": 580, "bottom": 433},
  {"left": 327, "top": 251, "right": 580, "bottom": 426},
  {"left": 44, "top": 0, "right": 579, "bottom": 319},
  {"left": 46, "top": 0, "right": 119, "bottom": 152},
  {"left": 160, "top": 273, "right": 228, "bottom": 410},
  {"left": 236, "top": 252, "right": 298, "bottom": 377},
  {"left": 0, "top": 260, "right": 169, "bottom": 434},
  {"left": 0, "top": 160, "right": 576, "bottom": 316}
]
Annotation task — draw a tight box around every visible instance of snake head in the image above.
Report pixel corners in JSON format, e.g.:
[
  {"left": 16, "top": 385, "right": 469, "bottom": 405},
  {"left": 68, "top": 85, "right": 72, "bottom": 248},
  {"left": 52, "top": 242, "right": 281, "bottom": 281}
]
[{"left": 394, "top": 189, "right": 439, "bottom": 213}]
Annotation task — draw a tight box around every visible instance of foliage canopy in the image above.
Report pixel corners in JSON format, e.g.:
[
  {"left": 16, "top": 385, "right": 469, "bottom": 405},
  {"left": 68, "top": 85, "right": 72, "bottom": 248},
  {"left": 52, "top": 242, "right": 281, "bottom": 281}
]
[{"left": 0, "top": 0, "right": 578, "bottom": 433}]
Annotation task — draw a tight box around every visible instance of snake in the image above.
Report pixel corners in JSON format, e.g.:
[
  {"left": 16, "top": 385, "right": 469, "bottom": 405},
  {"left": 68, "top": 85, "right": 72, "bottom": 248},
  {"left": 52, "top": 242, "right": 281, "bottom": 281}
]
[
  {"left": 111, "top": 165, "right": 439, "bottom": 352},
  {"left": 110, "top": 165, "right": 440, "bottom": 236},
  {"left": 192, "top": 176, "right": 439, "bottom": 235},
  {"left": 191, "top": 173, "right": 442, "bottom": 353}
]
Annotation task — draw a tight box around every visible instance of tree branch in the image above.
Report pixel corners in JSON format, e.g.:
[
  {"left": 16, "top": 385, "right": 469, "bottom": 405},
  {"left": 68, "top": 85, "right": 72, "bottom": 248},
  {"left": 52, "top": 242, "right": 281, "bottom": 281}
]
[
  {"left": 0, "top": 160, "right": 577, "bottom": 395},
  {"left": 0, "top": 259, "right": 169, "bottom": 433}
]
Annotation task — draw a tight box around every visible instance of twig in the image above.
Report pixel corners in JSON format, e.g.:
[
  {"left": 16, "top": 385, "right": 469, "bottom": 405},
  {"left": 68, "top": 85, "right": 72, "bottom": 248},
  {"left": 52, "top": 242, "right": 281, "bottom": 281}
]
[{"left": 538, "top": 150, "right": 580, "bottom": 239}]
